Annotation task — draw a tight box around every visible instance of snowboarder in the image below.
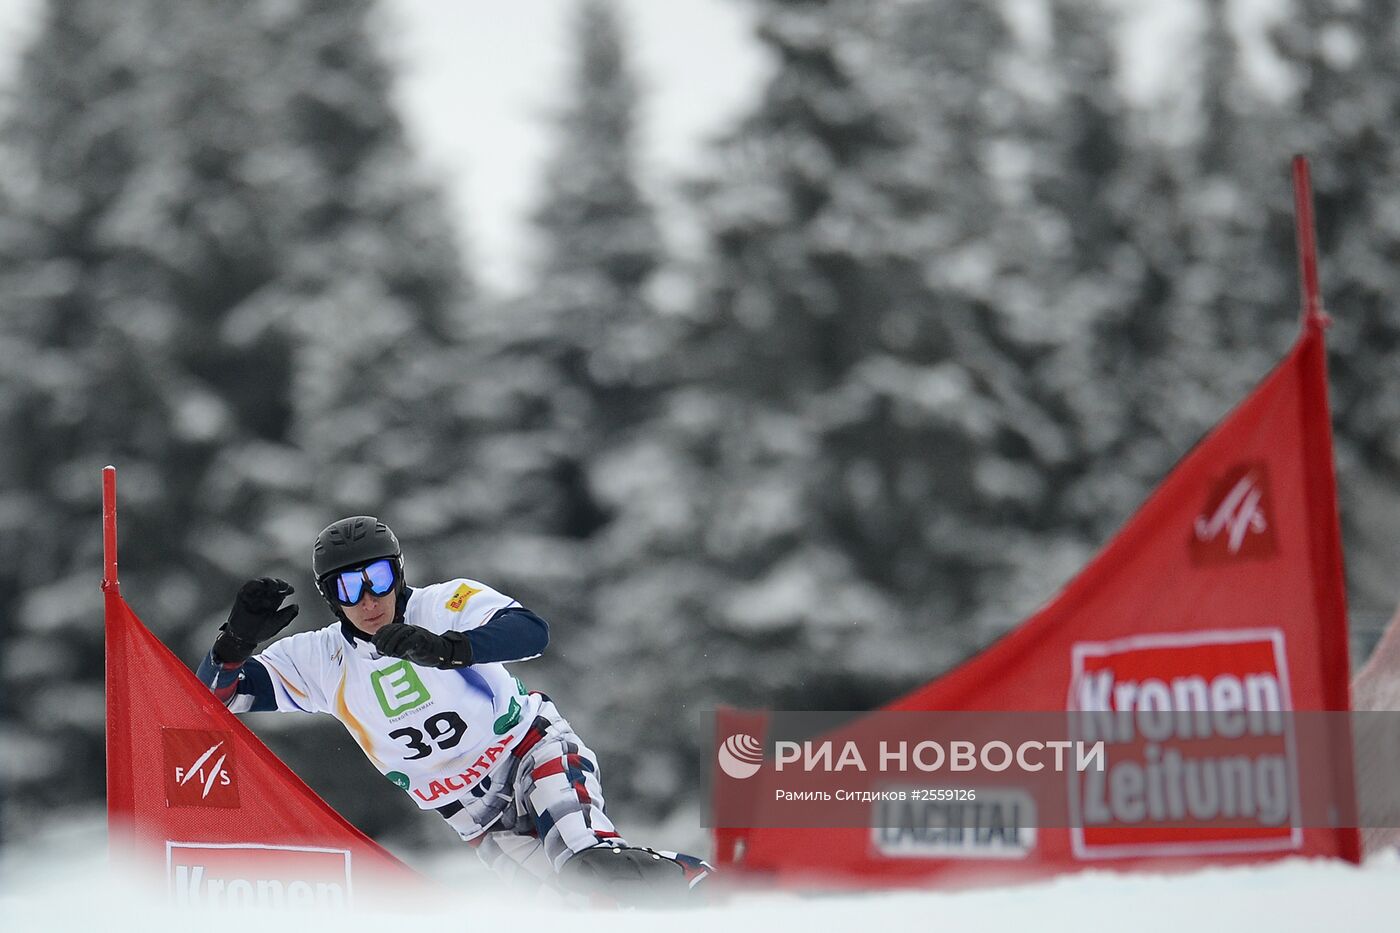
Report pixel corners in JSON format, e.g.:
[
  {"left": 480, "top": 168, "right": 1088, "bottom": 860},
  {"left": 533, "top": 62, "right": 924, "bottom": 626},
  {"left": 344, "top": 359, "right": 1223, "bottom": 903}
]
[{"left": 196, "top": 515, "right": 712, "bottom": 904}]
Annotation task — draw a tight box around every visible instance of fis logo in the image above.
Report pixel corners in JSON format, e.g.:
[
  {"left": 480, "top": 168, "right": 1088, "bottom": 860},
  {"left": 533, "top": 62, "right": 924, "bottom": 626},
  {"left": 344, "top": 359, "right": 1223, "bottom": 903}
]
[
  {"left": 162, "top": 728, "right": 239, "bottom": 809},
  {"left": 1191, "top": 462, "right": 1277, "bottom": 565}
]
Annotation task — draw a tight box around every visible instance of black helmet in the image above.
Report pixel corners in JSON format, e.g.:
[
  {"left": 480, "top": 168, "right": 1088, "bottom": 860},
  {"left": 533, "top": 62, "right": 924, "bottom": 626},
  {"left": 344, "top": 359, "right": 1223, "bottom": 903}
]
[{"left": 312, "top": 516, "right": 403, "bottom": 610}]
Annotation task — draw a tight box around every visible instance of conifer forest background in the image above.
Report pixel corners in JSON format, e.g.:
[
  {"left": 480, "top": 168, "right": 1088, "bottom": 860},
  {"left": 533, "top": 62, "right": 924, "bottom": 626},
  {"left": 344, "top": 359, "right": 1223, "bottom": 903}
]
[{"left": 3, "top": 0, "right": 1400, "bottom": 858}]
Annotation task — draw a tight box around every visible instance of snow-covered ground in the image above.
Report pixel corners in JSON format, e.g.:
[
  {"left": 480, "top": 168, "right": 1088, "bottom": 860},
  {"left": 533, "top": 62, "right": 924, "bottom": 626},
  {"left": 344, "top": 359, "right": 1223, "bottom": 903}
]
[{"left": 4, "top": 843, "right": 1398, "bottom": 932}]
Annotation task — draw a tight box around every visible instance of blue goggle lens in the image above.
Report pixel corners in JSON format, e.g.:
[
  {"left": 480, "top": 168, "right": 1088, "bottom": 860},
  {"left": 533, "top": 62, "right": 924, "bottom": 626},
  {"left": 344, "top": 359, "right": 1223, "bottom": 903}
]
[{"left": 333, "top": 558, "right": 397, "bottom": 606}]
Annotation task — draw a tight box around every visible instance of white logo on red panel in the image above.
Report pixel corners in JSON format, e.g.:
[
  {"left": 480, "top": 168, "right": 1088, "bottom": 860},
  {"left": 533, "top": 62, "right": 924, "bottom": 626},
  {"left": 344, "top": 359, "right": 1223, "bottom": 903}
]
[
  {"left": 1191, "top": 463, "right": 1277, "bottom": 564},
  {"left": 167, "top": 842, "right": 351, "bottom": 909},
  {"left": 162, "top": 728, "right": 239, "bottom": 809},
  {"left": 1067, "top": 629, "right": 1301, "bottom": 860}
]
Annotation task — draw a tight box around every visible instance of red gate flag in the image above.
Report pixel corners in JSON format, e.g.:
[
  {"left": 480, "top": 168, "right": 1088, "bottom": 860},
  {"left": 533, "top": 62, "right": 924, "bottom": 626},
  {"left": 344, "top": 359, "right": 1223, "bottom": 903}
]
[
  {"left": 713, "top": 313, "right": 1361, "bottom": 885},
  {"left": 103, "top": 469, "right": 425, "bottom": 908}
]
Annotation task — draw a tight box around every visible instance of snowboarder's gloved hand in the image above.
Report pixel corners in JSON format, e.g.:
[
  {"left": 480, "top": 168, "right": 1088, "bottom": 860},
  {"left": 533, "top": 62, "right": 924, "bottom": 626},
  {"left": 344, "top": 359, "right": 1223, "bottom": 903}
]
[
  {"left": 372, "top": 622, "right": 473, "bottom": 669},
  {"left": 214, "top": 577, "right": 299, "bottom": 663}
]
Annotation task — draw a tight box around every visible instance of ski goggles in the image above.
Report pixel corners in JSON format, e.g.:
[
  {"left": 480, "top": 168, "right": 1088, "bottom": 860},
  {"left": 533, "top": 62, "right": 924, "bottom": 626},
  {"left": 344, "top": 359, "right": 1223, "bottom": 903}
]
[{"left": 326, "top": 558, "right": 399, "bottom": 606}]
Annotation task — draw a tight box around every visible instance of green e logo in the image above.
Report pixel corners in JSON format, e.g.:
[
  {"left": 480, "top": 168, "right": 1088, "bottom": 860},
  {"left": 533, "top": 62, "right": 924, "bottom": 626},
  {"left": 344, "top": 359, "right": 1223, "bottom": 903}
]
[
  {"left": 372, "top": 661, "right": 431, "bottom": 716},
  {"left": 493, "top": 696, "right": 522, "bottom": 735}
]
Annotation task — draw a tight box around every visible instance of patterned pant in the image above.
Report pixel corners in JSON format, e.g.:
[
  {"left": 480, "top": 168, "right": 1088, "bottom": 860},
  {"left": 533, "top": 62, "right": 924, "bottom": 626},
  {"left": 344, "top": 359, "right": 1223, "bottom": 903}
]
[{"left": 438, "top": 697, "right": 625, "bottom": 877}]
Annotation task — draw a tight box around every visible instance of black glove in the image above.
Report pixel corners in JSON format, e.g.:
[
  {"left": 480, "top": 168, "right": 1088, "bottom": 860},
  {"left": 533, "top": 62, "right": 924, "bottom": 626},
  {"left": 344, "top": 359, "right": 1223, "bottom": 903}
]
[
  {"left": 213, "top": 577, "right": 299, "bottom": 664},
  {"left": 371, "top": 622, "right": 473, "bottom": 669}
]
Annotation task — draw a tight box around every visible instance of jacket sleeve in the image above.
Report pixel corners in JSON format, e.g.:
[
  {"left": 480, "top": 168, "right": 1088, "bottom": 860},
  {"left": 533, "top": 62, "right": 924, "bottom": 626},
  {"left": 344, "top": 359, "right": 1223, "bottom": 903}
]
[
  {"left": 428, "top": 579, "right": 548, "bottom": 663},
  {"left": 463, "top": 606, "right": 550, "bottom": 664},
  {"left": 195, "top": 651, "right": 278, "bottom": 713},
  {"left": 195, "top": 630, "right": 324, "bottom": 714}
]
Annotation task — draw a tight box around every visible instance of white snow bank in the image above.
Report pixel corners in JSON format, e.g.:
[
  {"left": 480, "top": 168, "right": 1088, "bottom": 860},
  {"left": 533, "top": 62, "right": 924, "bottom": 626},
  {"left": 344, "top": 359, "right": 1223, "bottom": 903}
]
[{"left": 3, "top": 847, "right": 1398, "bottom": 933}]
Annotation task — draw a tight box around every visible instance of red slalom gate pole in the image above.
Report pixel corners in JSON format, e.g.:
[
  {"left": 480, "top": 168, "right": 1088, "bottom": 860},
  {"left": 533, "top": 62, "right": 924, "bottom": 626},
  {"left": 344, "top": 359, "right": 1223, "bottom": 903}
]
[
  {"left": 103, "top": 464, "right": 129, "bottom": 848},
  {"left": 102, "top": 465, "right": 120, "bottom": 596},
  {"left": 1290, "top": 156, "right": 1362, "bottom": 862},
  {"left": 1293, "top": 155, "right": 1326, "bottom": 328}
]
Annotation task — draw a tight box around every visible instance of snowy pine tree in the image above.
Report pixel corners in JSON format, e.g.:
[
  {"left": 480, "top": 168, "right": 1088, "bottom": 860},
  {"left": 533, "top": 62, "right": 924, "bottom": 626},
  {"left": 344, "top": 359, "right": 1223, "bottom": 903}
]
[
  {"left": 580, "top": 0, "right": 1038, "bottom": 816},
  {"left": 1270, "top": 0, "right": 1400, "bottom": 623},
  {"left": 439, "top": 0, "right": 671, "bottom": 617},
  {"left": 0, "top": 0, "right": 306, "bottom": 832},
  {"left": 408, "top": 2, "right": 683, "bottom": 813},
  {"left": 689, "top": 0, "right": 938, "bottom": 692},
  {"left": 0, "top": 0, "right": 468, "bottom": 840},
  {"left": 862, "top": 0, "right": 1092, "bottom": 633}
]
